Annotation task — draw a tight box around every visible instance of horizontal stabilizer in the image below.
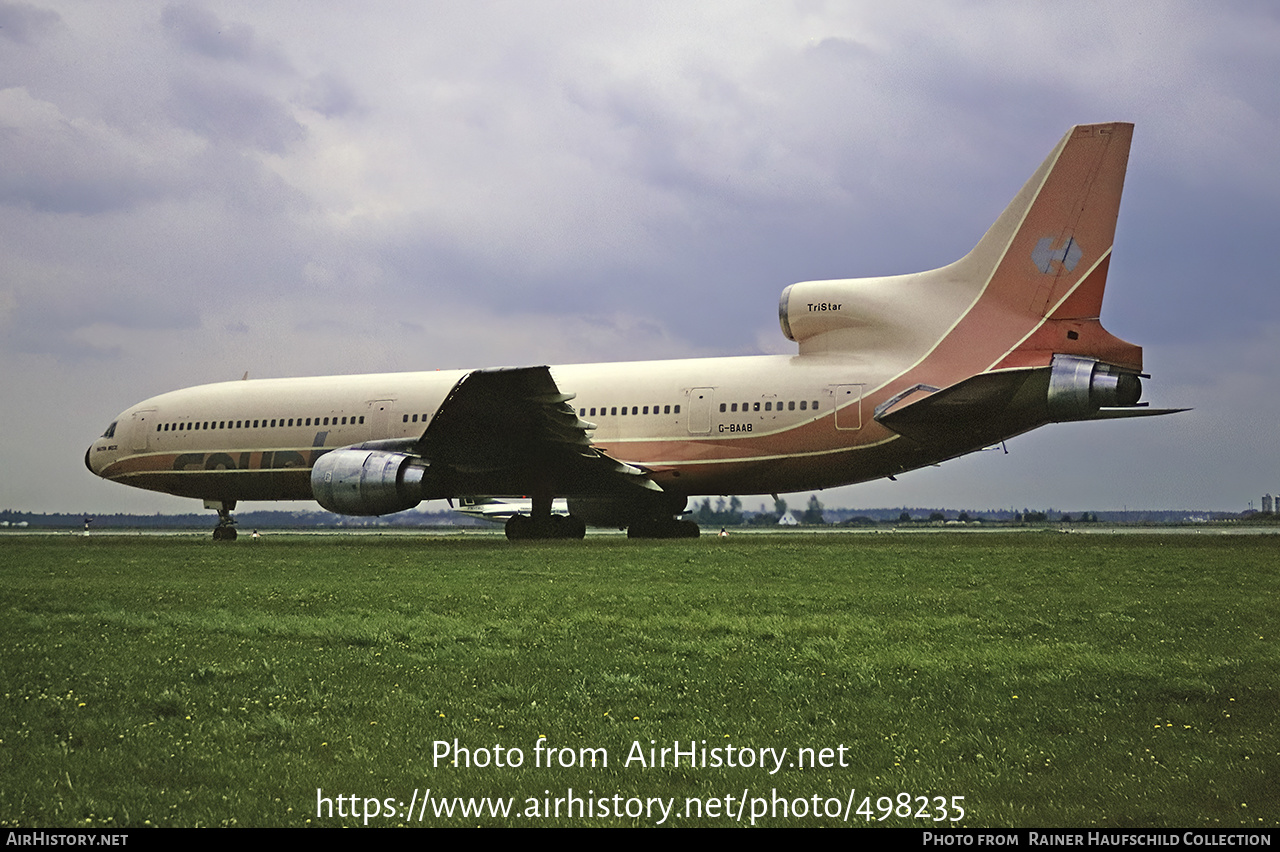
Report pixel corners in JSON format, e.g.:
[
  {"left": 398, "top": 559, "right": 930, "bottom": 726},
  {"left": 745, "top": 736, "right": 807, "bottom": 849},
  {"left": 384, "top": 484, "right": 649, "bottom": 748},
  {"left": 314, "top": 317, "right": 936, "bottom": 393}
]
[
  {"left": 1086, "top": 407, "right": 1190, "bottom": 420},
  {"left": 875, "top": 365, "right": 1184, "bottom": 451}
]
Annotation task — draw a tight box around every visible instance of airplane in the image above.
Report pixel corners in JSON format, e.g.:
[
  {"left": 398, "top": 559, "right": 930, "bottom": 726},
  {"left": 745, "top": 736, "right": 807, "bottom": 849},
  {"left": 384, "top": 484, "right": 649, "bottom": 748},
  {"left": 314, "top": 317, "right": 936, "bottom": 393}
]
[
  {"left": 454, "top": 496, "right": 570, "bottom": 524},
  {"left": 86, "top": 122, "right": 1182, "bottom": 541}
]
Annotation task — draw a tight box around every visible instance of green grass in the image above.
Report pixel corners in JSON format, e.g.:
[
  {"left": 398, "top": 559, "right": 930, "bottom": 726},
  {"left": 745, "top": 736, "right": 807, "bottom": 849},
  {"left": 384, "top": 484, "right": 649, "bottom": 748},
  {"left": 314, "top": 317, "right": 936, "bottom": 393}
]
[{"left": 1, "top": 533, "right": 1277, "bottom": 827}]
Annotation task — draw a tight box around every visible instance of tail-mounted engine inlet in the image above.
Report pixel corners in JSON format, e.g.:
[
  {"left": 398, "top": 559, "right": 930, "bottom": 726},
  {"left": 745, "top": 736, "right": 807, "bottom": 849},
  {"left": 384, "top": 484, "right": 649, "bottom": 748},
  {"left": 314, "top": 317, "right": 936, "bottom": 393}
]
[{"left": 1047, "top": 354, "right": 1142, "bottom": 421}]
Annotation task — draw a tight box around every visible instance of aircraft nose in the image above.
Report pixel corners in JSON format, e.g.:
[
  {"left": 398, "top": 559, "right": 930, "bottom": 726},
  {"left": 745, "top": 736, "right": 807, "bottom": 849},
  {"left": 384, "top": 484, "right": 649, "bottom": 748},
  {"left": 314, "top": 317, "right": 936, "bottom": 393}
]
[{"left": 85, "top": 441, "right": 108, "bottom": 477}]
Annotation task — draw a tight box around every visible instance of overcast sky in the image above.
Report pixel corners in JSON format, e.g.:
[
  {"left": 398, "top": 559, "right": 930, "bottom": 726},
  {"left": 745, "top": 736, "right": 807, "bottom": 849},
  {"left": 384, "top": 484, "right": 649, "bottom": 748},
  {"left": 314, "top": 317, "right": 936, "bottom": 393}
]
[{"left": 3, "top": 1, "right": 1278, "bottom": 517}]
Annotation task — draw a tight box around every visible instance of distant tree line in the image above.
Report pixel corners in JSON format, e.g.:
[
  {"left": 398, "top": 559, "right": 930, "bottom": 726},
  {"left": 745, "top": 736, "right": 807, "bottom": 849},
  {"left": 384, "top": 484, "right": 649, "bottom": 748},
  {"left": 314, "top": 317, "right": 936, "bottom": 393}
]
[{"left": 693, "top": 495, "right": 826, "bottom": 527}]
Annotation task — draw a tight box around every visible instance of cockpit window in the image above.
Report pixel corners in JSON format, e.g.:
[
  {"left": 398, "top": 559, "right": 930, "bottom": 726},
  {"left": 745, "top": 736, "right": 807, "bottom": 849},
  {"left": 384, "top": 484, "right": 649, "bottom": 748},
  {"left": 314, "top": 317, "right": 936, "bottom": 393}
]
[{"left": 102, "top": 421, "right": 117, "bottom": 439}]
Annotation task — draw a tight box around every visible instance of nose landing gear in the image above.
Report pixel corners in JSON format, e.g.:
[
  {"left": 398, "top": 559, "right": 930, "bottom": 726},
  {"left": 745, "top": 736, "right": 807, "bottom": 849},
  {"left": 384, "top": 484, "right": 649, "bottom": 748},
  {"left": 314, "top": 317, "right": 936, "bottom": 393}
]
[{"left": 206, "top": 499, "right": 238, "bottom": 541}]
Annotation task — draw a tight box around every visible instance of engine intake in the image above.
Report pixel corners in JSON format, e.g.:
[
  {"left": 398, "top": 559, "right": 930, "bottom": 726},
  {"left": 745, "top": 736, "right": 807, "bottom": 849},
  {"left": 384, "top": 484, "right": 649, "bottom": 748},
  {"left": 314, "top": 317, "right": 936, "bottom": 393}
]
[{"left": 310, "top": 449, "right": 427, "bottom": 516}]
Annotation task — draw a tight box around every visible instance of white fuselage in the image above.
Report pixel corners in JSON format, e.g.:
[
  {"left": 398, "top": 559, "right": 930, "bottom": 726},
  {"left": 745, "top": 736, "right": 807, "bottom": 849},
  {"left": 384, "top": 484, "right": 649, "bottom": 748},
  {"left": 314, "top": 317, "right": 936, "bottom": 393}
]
[{"left": 86, "top": 353, "right": 911, "bottom": 505}]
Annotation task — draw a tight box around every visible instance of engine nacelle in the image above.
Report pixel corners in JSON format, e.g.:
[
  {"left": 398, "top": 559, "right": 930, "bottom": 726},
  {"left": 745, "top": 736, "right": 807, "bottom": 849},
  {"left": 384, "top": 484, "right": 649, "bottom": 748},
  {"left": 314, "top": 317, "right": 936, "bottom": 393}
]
[
  {"left": 779, "top": 279, "right": 898, "bottom": 345},
  {"left": 310, "top": 449, "right": 427, "bottom": 516},
  {"left": 778, "top": 269, "right": 978, "bottom": 359},
  {"left": 1047, "top": 354, "right": 1142, "bottom": 421}
]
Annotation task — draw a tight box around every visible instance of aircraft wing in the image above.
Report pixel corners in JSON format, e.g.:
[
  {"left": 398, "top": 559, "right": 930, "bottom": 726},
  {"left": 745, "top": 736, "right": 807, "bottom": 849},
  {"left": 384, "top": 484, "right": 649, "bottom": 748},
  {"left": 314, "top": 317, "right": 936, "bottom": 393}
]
[{"left": 411, "top": 366, "right": 660, "bottom": 496}]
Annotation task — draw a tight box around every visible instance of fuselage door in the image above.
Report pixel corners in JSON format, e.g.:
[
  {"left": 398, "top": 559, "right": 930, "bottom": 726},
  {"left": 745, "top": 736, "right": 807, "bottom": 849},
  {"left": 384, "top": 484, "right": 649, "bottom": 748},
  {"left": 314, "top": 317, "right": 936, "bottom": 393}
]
[
  {"left": 687, "top": 388, "right": 714, "bottom": 434},
  {"left": 130, "top": 408, "right": 157, "bottom": 452},
  {"left": 365, "top": 399, "right": 396, "bottom": 441},
  {"left": 830, "top": 385, "right": 864, "bottom": 431}
]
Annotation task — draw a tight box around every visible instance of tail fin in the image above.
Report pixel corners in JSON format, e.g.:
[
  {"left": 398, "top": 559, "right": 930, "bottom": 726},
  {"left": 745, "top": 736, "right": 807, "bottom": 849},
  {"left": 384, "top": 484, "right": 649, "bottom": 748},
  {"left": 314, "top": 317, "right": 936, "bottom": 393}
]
[
  {"left": 780, "top": 122, "right": 1141, "bottom": 375},
  {"left": 969, "top": 122, "right": 1141, "bottom": 372},
  {"left": 862, "top": 124, "right": 1179, "bottom": 450}
]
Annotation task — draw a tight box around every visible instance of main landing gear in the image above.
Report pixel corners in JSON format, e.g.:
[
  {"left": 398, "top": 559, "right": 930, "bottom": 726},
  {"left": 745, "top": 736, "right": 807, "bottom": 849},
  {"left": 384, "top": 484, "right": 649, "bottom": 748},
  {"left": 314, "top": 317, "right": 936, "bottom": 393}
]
[
  {"left": 504, "top": 487, "right": 587, "bottom": 540},
  {"left": 504, "top": 513, "right": 587, "bottom": 540},
  {"left": 207, "top": 499, "right": 238, "bottom": 541}
]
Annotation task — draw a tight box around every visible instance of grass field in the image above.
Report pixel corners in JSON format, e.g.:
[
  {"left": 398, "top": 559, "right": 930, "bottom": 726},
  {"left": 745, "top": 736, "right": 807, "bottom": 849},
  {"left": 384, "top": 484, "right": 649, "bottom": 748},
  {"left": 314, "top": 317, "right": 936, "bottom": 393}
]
[{"left": 1, "top": 532, "right": 1276, "bottom": 827}]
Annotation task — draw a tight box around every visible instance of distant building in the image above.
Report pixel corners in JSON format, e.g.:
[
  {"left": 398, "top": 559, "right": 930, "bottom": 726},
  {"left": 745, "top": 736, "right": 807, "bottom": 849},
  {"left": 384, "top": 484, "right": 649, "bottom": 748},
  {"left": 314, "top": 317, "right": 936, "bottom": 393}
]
[
  {"left": 1264, "top": 494, "right": 1275, "bottom": 514},
  {"left": 777, "top": 511, "right": 799, "bottom": 526}
]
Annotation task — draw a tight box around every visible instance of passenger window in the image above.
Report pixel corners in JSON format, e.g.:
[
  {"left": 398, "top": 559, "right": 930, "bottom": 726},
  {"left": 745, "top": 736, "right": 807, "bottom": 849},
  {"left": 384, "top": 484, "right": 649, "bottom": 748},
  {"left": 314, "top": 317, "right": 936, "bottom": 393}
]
[
  {"left": 611, "top": 407, "right": 617, "bottom": 416},
  {"left": 643, "top": 406, "right": 649, "bottom": 414},
  {"left": 812, "top": 401, "right": 819, "bottom": 410},
  {"left": 788, "top": 401, "right": 795, "bottom": 411},
  {"left": 800, "top": 401, "right": 807, "bottom": 411},
  {"left": 721, "top": 403, "right": 727, "bottom": 412},
  {"left": 753, "top": 403, "right": 760, "bottom": 412},
  {"left": 674, "top": 405, "right": 680, "bottom": 414}
]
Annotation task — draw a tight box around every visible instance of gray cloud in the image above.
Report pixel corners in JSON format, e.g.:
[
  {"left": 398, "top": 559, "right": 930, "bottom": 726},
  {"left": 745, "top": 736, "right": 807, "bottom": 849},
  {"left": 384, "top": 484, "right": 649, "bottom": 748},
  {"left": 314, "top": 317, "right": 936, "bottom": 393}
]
[
  {"left": 300, "top": 73, "right": 362, "bottom": 118},
  {"left": 165, "top": 75, "right": 306, "bottom": 155},
  {"left": 0, "top": 1, "right": 60, "bottom": 45},
  {"left": 160, "top": 3, "right": 289, "bottom": 70},
  {"left": 0, "top": 88, "right": 175, "bottom": 214}
]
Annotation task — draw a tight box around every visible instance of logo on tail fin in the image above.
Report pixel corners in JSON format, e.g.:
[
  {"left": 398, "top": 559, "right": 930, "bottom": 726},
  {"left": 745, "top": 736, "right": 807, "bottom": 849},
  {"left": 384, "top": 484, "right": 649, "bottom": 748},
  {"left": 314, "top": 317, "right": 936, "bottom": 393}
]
[{"left": 1031, "top": 236, "right": 1083, "bottom": 274}]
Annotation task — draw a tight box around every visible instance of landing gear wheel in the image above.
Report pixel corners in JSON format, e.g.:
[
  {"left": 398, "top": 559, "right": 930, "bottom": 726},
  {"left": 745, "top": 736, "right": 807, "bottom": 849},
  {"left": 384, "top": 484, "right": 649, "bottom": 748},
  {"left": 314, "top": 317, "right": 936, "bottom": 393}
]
[
  {"left": 505, "top": 514, "right": 532, "bottom": 540},
  {"left": 505, "top": 514, "right": 587, "bottom": 541},
  {"left": 558, "top": 514, "right": 587, "bottom": 540},
  {"left": 209, "top": 499, "right": 238, "bottom": 541}
]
